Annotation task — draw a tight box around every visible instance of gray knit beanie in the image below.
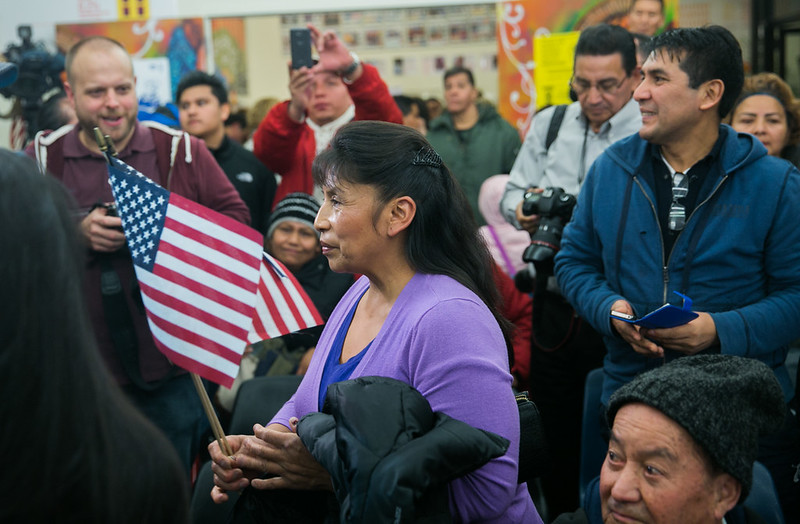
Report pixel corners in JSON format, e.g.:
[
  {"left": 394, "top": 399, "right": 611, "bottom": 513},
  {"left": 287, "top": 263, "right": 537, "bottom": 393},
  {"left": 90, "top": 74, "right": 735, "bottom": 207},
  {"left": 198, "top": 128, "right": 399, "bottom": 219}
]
[
  {"left": 267, "top": 192, "right": 320, "bottom": 240},
  {"left": 606, "top": 355, "right": 785, "bottom": 500}
]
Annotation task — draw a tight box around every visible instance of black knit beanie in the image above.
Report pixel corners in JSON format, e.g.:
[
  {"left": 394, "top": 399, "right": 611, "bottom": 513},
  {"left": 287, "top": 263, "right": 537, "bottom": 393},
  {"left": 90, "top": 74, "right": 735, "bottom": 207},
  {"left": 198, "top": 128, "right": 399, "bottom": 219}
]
[
  {"left": 606, "top": 355, "right": 785, "bottom": 500},
  {"left": 267, "top": 192, "right": 321, "bottom": 240}
]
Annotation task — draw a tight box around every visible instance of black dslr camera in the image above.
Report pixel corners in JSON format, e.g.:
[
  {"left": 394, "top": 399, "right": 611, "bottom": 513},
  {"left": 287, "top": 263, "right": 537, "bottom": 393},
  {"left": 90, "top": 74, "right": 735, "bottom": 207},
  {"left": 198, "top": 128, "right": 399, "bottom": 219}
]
[{"left": 521, "top": 187, "right": 577, "bottom": 265}]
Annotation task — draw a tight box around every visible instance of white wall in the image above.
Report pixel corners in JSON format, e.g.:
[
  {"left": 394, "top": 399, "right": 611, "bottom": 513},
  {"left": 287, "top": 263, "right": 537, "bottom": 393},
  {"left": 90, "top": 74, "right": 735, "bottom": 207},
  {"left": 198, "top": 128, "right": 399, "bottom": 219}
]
[
  {"left": 0, "top": 0, "right": 489, "bottom": 43},
  {"left": 0, "top": 0, "right": 753, "bottom": 148},
  {"left": 174, "top": 0, "right": 491, "bottom": 17},
  {"left": 0, "top": 0, "right": 496, "bottom": 147},
  {"left": 238, "top": 11, "right": 499, "bottom": 107}
]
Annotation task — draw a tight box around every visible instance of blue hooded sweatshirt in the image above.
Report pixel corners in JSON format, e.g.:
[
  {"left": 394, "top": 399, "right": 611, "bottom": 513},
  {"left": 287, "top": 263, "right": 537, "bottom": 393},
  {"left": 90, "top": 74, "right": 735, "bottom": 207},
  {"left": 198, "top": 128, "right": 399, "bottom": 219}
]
[{"left": 555, "top": 124, "right": 800, "bottom": 404}]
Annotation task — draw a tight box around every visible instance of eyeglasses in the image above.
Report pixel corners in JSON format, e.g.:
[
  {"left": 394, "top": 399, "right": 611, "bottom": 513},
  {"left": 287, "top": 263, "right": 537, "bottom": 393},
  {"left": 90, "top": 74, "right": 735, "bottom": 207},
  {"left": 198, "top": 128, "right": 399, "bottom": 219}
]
[
  {"left": 668, "top": 173, "right": 688, "bottom": 231},
  {"left": 569, "top": 75, "right": 628, "bottom": 96}
]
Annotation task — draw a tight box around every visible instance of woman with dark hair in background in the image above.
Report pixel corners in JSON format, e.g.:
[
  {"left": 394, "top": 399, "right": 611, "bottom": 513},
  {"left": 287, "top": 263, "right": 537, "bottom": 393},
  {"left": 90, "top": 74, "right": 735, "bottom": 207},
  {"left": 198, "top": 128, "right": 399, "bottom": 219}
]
[
  {"left": 729, "top": 72, "right": 800, "bottom": 167},
  {"left": 208, "top": 121, "right": 541, "bottom": 522},
  {"left": 393, "top": 94, "right": 429, "bottom": 135},
  {"left": 0, "top": 151, "right": 189, "bottom": 523}
]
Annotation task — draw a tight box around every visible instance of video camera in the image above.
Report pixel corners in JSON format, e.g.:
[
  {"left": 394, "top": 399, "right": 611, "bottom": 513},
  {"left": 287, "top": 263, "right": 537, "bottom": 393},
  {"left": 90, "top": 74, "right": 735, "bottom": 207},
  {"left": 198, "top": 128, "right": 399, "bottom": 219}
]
[{"left": 1, "top": 25, "right": 65, "bottom": 141}]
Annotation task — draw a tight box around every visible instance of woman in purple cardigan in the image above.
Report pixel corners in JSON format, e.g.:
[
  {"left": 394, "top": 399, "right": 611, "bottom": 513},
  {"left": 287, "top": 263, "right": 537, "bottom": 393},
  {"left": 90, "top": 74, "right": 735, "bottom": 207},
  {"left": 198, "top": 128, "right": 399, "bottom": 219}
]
[{"left": 209, "top": 121, "right": 542, "bottom": 523}]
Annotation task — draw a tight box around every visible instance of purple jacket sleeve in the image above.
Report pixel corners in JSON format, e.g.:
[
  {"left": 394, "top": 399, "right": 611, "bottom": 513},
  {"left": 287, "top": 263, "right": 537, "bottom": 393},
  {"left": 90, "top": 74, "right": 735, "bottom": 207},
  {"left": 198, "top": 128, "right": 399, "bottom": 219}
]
[{"left": 406, "top": 300, "right": 521, "bottom": 521}]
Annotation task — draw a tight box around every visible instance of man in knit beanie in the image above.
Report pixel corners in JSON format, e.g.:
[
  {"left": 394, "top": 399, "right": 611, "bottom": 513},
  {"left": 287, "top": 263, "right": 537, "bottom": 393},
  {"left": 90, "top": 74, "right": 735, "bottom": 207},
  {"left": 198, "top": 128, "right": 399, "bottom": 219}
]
[
  {"left": 554, "top": 354, "right": 785, "bottom": 524},
  {"left": 267, "top": 192, "right": 320, "bottom": 243},
  {"left": 265, "top": 192, "right": 354, "bottom": 321}
]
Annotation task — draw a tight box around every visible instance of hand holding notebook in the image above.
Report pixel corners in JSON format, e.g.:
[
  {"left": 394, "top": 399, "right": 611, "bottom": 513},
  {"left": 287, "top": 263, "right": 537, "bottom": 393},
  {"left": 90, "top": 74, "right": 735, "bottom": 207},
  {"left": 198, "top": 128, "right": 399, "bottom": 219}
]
[{"left": 610, "top": 291, "right": 698, "bottom": 330}]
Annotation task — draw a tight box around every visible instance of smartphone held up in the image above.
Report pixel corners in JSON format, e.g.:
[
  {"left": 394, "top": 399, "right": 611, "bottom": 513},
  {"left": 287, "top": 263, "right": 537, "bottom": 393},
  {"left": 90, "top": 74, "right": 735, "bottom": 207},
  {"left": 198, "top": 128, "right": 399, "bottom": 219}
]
[{"left": 290, "top": 28, "right": 313, "bottom": 69}]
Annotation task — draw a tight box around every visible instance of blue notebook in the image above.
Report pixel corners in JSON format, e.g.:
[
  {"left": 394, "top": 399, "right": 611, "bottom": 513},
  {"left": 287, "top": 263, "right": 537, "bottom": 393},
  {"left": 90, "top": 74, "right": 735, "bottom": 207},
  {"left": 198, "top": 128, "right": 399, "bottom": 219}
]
[{"left": 610, "top": 291, "right": 698, "bottom": 329}]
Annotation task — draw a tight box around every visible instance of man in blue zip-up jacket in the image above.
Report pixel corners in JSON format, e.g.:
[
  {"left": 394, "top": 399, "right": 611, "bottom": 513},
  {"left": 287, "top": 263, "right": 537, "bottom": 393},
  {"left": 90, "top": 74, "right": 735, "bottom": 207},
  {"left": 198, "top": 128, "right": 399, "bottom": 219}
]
[{"left": 555, "top": 26, "right": 800, "bottom": 522}]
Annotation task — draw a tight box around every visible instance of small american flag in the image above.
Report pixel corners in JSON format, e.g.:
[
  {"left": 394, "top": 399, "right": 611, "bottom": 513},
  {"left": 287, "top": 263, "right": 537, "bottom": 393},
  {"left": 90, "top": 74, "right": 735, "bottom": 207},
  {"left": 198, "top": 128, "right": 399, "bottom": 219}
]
[
  {"left": 249, "top": 253, "right": 323, "bottom": 343},
  {"left": 107, "top": 157, "right": 322, "bottom": 387}
]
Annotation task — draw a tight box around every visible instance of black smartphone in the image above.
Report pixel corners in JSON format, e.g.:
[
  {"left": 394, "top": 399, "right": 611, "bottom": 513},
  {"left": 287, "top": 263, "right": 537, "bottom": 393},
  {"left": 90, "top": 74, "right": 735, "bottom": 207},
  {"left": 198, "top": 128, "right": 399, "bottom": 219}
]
[
  {"left": 290, "top": 28, "right": 313, "bottom": 70},
  {"left": 104, "top": 203, "right": 124, "bottom": 231}
]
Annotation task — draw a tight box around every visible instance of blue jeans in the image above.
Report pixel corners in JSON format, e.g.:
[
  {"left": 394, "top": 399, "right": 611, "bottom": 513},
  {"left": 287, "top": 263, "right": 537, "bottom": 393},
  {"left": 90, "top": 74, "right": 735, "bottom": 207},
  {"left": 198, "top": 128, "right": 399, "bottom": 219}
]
[{"left": 123, "top": 373, "right": 209, "bottom": 476}]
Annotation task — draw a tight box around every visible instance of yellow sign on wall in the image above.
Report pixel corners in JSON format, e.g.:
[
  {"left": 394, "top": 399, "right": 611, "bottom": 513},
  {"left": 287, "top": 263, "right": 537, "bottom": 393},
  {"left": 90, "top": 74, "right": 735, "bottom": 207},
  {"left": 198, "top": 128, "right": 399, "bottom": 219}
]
[
  {"left": 534, "top": 31, "right": 580, "bottom": 110},
  {"left": 118, "top": 0, "right": 148, "bottom": 21}
]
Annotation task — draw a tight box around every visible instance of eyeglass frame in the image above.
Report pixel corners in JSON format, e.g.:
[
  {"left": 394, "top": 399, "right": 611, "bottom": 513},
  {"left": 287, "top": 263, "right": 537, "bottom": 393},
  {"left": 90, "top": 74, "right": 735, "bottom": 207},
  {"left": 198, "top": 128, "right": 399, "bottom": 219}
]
[{"left": 569, "top": 74, "right": 630, "bottom": 96}]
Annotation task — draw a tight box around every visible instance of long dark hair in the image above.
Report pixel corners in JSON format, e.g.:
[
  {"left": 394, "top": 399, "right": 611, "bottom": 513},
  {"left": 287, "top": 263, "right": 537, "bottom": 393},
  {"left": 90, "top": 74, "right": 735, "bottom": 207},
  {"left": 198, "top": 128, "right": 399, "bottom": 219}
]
[
  {"left": 0, "top": 151, "right": 188, "bottom": 523},
  {"left": 312, "top": 121, "right": 513, "bottom": 350}
]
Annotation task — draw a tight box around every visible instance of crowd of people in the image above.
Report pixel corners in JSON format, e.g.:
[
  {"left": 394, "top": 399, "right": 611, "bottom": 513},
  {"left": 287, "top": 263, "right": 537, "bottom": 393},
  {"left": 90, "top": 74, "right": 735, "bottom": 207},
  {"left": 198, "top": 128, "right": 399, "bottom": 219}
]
[{"left": 4, "top": 0, "right": 800, "bottom": 521}]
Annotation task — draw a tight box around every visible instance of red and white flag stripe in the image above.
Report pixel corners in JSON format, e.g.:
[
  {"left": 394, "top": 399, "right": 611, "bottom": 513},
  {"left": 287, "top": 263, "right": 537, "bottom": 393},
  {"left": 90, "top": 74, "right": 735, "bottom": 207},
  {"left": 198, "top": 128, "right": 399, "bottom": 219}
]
[
  {"left": 249, "top": 253, "right": 324, "bottom": 343},
  {"left": 108, "top": 157, "right": 322, "bottom": 387},
  {"left": 135, "top": 194, "right": 262, "bottom": 387}
]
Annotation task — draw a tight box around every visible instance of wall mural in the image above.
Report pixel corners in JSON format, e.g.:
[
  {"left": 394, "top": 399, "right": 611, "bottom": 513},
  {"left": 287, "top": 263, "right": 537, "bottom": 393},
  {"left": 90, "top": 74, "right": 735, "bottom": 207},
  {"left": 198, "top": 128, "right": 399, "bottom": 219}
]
[
  {"left": 212, "top": 18, "right": 247, "bottom": 98},
  {"left": 497, "top": 0, "right": 677, "bottom": 137},
  {"left": 56, "top": 18, "right": 206, "bottom": 104}
]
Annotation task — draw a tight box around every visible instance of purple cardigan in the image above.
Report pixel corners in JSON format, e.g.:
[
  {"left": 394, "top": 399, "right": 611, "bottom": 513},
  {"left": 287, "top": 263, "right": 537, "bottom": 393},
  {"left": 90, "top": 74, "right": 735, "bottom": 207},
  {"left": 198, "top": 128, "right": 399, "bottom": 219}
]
[{"left": 272, "top": 273, "right": 541, "bottom": 523}]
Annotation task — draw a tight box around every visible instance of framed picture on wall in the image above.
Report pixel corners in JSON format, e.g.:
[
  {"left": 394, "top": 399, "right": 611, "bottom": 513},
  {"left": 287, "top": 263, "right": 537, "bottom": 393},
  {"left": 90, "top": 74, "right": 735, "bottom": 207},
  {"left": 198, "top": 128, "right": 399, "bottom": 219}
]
[
  {"left": 385, "top": 29, "right": 403, "bottom": 47},
  {"left": 449, "top": 23, "right": 468, "bottom": 42},
  {"left": 429, "top": 25, "right": 446, "bottom": 45},
  {"left": 324, "top": 13, "right": 340, "bottom": 26},
  {"left": 408, "top": 26, "right": 426, "bottom": 45},
  {"left": 365, "top": 30, "right": 383, "bottom": 47},
  {"left": 341, "top": 31, "right": 359, "bottom": 47}
]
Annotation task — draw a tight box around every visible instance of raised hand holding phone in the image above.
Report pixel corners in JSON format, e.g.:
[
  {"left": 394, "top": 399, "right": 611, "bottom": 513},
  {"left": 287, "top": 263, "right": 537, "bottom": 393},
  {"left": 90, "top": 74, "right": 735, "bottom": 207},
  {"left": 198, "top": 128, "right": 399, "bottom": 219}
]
[{"left": 290, "top": 28, "right": 313, "bottom": 70}]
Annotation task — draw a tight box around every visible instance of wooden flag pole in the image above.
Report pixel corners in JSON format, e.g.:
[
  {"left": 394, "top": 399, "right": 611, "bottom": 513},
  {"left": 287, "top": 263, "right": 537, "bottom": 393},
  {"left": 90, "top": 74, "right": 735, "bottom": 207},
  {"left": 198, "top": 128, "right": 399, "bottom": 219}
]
[{"left": 190, "top": 372, "right": 233, "bottom": 457}]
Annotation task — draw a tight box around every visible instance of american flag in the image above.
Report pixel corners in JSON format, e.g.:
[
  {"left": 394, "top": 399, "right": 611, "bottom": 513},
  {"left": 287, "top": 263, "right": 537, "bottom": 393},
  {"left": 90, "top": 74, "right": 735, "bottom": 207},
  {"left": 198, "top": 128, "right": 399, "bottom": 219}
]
[{"left": 107, "top": 156, "right": 322, "bottom": 387}]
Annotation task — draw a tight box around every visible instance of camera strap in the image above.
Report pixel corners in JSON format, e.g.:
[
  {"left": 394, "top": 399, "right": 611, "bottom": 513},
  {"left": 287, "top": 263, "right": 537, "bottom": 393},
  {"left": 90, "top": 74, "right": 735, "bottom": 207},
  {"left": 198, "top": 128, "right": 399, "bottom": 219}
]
[
  {"left": 578, "top": 123, "right": 590, "bottom": 185},
  {"left": 545, "top": 104, "right": 568, "bottom": 152},
  {"left": 99, "top": 255, "right": 175, "bottom": 391},
  {"left": 487, "top": 225, "right": 517, "bottom": 276},
  {"left": 530, "top": 274, "right": 581, "bottom": 353}
]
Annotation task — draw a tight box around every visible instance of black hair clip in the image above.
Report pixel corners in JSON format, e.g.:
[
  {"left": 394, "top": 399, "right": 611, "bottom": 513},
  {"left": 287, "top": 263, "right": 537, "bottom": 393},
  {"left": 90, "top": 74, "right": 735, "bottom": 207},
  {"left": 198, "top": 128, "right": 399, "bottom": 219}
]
[{"left": 412, "top": 146, "right": 443, "bottom": 168}]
